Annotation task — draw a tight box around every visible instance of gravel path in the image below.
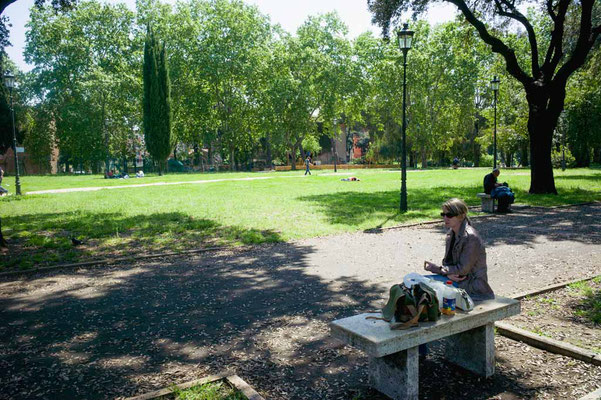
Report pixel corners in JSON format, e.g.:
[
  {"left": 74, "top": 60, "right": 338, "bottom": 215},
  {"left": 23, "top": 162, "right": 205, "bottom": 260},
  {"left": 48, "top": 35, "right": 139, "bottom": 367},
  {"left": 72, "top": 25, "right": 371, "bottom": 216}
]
[{"left": 0, "top": 203, "right": 600, "bottom": 399}]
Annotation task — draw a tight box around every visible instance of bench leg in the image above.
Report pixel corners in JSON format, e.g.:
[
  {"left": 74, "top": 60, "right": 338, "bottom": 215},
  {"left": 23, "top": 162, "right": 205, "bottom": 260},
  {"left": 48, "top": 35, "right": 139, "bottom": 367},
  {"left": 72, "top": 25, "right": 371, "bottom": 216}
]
[
  {"left": 481, "top": 198, "right": 495, "bottom": 213},
  {"left": 432, "top": 322, "right": 495, "bottom": 377},
  {"left": 368, "top": 346, "right": 419, "bottom": 400}
]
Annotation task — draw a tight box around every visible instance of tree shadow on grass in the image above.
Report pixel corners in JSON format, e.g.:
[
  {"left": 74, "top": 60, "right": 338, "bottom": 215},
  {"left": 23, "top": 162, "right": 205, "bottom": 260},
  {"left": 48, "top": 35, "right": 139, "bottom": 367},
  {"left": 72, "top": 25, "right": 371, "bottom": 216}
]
[
  {"left": 298, "top": 186, "right": 484, "bottom": 228},
  {"left": 0, "top": 211, "right": 282, "bottom": 271},
  {"left": 0, "top": 241, "right": 557, "bottom": 400},
  {"left": 299, "top": 188, "right": 601, "bottom": 248},
  {"left": 554, "top": 172, "right": 601, "bottom": 183}
]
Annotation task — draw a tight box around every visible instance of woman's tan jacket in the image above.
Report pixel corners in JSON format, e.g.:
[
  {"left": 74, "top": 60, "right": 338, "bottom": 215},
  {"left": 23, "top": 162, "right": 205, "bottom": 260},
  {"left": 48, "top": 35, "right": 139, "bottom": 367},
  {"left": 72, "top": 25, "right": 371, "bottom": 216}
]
[{"left": 439, "top": 219, "right": 495, "bottom": 301}]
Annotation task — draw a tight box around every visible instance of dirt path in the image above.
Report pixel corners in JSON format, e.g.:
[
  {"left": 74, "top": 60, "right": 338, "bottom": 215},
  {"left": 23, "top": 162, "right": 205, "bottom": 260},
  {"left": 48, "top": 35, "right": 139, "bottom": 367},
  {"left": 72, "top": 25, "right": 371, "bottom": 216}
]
[
  {"left": 0, "top": 203, "right": 599, "bottom": 399},
  {"left": 25, "top": 169, "right": 420, "bottom": 195},
  {"left": 26, "top": 176, "right": 276, "bottom": 195}
]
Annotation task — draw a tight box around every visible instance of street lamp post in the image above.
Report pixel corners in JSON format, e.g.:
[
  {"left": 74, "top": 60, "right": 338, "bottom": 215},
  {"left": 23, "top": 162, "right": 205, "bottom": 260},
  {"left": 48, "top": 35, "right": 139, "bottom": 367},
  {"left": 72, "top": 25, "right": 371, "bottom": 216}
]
[
  {"left": 398, "top": 23, "right": 414, "bottom": 212},
  {"left": 3, "top": 72, "right": 21, "bottom": 196},
  {"left": 491, "top": 76, "right": 500, "bottom": 169},
  {"left": 474, "top": 88, "right": 481, "bottom": 165},
  {"left": 332, "top": 119, "right": 338, "bottom": 173}
]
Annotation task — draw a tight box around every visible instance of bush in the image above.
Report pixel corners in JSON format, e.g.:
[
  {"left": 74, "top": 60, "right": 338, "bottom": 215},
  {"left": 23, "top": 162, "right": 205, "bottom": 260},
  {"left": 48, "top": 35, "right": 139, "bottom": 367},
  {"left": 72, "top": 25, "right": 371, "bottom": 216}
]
[
  {"left": 551, "top": 148, "right": 576, "bottom": 168},
  {"left": 302, "top": 136, "right": 321, "bottom": 157},
  {"left": 351, "top": 156, "right": 367, "bottom": 165},
  {"left": 479, "top": 153, "right": 493, "bottom": 167}
]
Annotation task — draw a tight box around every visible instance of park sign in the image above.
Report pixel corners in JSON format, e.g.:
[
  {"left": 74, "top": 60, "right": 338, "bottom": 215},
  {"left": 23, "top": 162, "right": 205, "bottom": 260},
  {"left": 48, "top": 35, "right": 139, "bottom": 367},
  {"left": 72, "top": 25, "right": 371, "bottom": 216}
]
[{"left": 16, "top": 147, "right": 24, "bottom": 153}]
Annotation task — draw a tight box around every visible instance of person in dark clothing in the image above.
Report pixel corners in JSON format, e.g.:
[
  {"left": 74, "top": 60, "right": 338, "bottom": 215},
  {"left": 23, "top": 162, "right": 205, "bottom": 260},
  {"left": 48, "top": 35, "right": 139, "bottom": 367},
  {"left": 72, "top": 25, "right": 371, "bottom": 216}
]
[
  {"left": 483, "top": 168, "right": 501, "bottom": 194},
  {"left": 305, "top": 156, "right": 312, "bottom": 175},
  {"left": 0, "top": 167, "right": 8, "bottom": 195},
  {"left": 483, "top": 168, "right": 514, "bottom": 212}
]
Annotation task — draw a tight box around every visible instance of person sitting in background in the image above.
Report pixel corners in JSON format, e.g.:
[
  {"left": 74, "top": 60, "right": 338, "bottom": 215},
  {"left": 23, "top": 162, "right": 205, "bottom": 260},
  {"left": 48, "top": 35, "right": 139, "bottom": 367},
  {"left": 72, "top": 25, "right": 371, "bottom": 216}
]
[
  {"left": 136, "top": 170, "right": 144, "bottom": 178},
  {"left": 0, "top": 166, "right": 8, "bottom": 195},
  {"left": 424, "top": 197, "right": 495, "bottom": 301},
  {"left": 483, "top": 168, "right": 502, "bottom": 194},
  {"left": 483, "top": 168, "right": 515, "bottom": 213}
]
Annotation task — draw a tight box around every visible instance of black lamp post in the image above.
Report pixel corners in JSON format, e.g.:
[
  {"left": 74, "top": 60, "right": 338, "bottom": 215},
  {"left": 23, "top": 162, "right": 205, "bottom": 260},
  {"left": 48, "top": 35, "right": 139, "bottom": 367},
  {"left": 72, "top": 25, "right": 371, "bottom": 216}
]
[
  {"left": 3, "top": 72, "right": 21, "bottom": 196},
  {"left": 332, "top": 119, "right": 338, "bottom": 173},
  {"left": 491, "top": 76, "right": 500, "bottom": 169},
  {"left": 398, "top": 23, "right": 414, "bottom": 212}
]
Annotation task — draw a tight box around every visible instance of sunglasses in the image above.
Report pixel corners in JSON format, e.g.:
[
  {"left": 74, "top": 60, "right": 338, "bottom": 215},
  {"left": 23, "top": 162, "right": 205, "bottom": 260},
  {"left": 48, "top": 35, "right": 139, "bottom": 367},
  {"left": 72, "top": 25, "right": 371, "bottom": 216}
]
[{"left": 440, "top": 212, "right": 458, "bottom": 218}]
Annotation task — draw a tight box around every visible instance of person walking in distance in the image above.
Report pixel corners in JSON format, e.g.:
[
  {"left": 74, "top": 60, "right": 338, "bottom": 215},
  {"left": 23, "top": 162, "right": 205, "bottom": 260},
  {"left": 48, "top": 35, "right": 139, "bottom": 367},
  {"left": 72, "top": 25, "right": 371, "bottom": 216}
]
[{"left": 305, "top": 155, "right": 312, "bottom": 175}]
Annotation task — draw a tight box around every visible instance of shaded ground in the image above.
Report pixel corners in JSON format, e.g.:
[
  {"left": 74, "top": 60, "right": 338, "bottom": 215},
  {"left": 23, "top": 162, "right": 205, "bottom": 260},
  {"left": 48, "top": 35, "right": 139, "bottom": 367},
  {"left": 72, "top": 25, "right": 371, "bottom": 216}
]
[{"left": 1, "top": 203, "right": 600, "bottom": 399}]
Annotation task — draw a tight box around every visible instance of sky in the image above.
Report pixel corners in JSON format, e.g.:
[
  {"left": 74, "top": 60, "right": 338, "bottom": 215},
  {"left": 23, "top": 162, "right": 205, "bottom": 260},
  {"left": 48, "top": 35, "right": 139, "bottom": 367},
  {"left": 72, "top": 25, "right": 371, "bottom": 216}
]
[{"left": 3, "top": 0, "right": 458, "bottom": 72}]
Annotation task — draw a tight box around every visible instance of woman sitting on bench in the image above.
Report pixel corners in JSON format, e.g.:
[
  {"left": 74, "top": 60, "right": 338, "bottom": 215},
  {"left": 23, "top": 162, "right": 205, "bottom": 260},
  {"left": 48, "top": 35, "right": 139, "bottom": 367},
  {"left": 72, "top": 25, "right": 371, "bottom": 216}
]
[{"left": 423, "top": 198, "right": 495, "bottom": 301}]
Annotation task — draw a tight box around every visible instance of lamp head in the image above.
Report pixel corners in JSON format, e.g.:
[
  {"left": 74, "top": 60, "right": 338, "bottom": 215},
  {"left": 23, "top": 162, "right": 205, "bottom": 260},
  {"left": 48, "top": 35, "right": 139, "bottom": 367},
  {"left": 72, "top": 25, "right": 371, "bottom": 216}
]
[
  {"left": 3, "top": 72, "right": 16, "bottom": 90},
  {"left": 491, "top": 76, "right": 500, "bottom": 91},
  {"left": 397, "top": 23, "right": 414, "bottom": 51}
]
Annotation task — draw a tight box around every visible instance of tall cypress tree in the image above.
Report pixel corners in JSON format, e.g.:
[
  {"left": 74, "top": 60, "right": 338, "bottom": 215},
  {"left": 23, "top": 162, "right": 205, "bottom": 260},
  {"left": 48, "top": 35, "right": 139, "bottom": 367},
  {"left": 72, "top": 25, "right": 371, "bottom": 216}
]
[{"left": 143, "top": 27, "right": 172, "bottom": 176}]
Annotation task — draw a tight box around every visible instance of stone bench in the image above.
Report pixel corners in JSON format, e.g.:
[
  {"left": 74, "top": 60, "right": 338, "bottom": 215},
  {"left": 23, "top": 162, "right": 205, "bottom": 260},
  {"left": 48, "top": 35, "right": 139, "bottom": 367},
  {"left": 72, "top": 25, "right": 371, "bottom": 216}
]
[
  {"left": 330, "top": 296, "right": 520, "bottom": 400},
  {"left": 477, "top": 192, "right": 496, "bottom": 212}
]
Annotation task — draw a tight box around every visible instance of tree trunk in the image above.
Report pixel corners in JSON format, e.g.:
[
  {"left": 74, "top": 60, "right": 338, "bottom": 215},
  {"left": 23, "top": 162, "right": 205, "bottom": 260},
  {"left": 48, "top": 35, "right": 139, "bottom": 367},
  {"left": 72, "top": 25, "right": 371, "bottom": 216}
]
[
  {"left": 421, "top": 148, "right": 427, "bottom": 169},
  {"left": 526, "top": 85, "right": 564, "bottom": 194},
  {"left": 520, "top": 142, "right": 529, "bottom": 167},
  {"left": 0, "top": 217, "right": 7, "bottom": 248},
  {"left": 265, "top": 134, "right": 273, "bottom": 169},
  {"left": 229, "top": 146, "right": 235, "bottom": 171},
  {"left": 291, "top": 144, "right": 297, "bottom": 170},
  {"left": 594, "top": 147, "right": 601, "bottom": 164},
  {"left": 193, "top": 143, "right": 200, "bottom": 166},
  {"left": 102, "top": 96, "right": 109, "bottom": 175}
]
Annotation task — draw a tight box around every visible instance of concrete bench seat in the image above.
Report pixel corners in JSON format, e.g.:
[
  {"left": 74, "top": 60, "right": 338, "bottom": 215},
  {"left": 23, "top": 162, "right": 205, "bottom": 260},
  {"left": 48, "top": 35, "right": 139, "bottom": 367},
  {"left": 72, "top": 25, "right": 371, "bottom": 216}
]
[
  {"left": 477, "top": 192, "right": 496, "bottom": 212},
  {"left": 330, "top": 296, "right": 520, "bottom": 400}
]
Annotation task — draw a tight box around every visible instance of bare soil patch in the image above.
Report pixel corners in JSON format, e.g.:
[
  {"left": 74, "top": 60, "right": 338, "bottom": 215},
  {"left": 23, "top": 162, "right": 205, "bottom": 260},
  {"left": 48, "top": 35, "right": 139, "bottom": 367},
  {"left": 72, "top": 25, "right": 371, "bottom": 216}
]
[{"left": 507, "top": 277, "right": 601, "bottom": 354}]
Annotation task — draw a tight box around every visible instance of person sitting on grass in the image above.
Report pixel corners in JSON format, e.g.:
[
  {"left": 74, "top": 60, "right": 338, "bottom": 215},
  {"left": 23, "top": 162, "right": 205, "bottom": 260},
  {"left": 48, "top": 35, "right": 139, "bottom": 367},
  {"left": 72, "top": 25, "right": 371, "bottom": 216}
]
[{"left": 424, "top": 197, "right": 495, "bottom": 301}]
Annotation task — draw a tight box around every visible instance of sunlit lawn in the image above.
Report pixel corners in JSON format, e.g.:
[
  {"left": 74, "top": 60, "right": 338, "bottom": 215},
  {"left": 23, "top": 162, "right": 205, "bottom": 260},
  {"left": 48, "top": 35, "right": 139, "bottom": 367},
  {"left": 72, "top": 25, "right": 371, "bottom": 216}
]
[{"left": 1, "top": 167, "right": 599, "bottom": 270}]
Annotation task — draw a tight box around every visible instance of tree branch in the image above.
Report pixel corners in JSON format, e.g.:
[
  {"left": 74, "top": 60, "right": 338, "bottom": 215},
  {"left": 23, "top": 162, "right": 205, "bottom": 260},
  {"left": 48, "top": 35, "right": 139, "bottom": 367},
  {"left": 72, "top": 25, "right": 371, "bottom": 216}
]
[
  {"left": 494, "top": 0, "right": 540, "bottom": 77},
  {"left": 555, "top": 0, "right": 595, "bottom": 84},
  {"left": 542, "top": 0, "right": 570, "bottom": 77},
  {"left": 447, "top": 0, "right": 532, "bottom": 86},
  {"left": 546, "top": 0, "right": 556, "bottom": 22},
  {"left": 0, "top": 0, "right": 17, "bottom": 15}
]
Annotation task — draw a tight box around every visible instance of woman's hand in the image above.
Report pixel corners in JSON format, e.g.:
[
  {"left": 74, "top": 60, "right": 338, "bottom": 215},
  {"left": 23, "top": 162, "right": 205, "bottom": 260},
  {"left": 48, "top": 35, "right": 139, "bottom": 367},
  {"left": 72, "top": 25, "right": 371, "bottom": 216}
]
[
  {"left": 447, "top": 274, "right": 467, "bottom": 282},
  {"left": 424, "top": 261, "right": 438, "bottom": 272}
]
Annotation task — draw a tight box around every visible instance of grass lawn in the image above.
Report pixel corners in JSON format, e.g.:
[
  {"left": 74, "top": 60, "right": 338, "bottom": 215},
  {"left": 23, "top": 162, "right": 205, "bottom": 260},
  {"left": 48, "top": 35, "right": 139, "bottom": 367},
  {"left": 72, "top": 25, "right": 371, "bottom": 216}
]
[
  {"left": 1, "top": 167, "right": 600, "bottom": 270},
  {"left": 171, "top": 381, "right": 246, "bottom": 400}
]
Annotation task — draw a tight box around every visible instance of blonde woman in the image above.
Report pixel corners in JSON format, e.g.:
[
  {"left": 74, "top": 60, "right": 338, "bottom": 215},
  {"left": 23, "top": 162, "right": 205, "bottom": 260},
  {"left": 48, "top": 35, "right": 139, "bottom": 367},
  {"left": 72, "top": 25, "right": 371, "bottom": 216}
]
[{"left": 424, "top": 198, "right": 495, "bottom": 301}]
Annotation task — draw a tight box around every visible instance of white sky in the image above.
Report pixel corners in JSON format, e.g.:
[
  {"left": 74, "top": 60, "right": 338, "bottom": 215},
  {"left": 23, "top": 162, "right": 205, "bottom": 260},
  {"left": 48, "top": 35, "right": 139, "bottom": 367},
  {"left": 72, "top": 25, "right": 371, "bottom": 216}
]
[{"left": 4, "top": 0, "right": 458, "bottom": 72}]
